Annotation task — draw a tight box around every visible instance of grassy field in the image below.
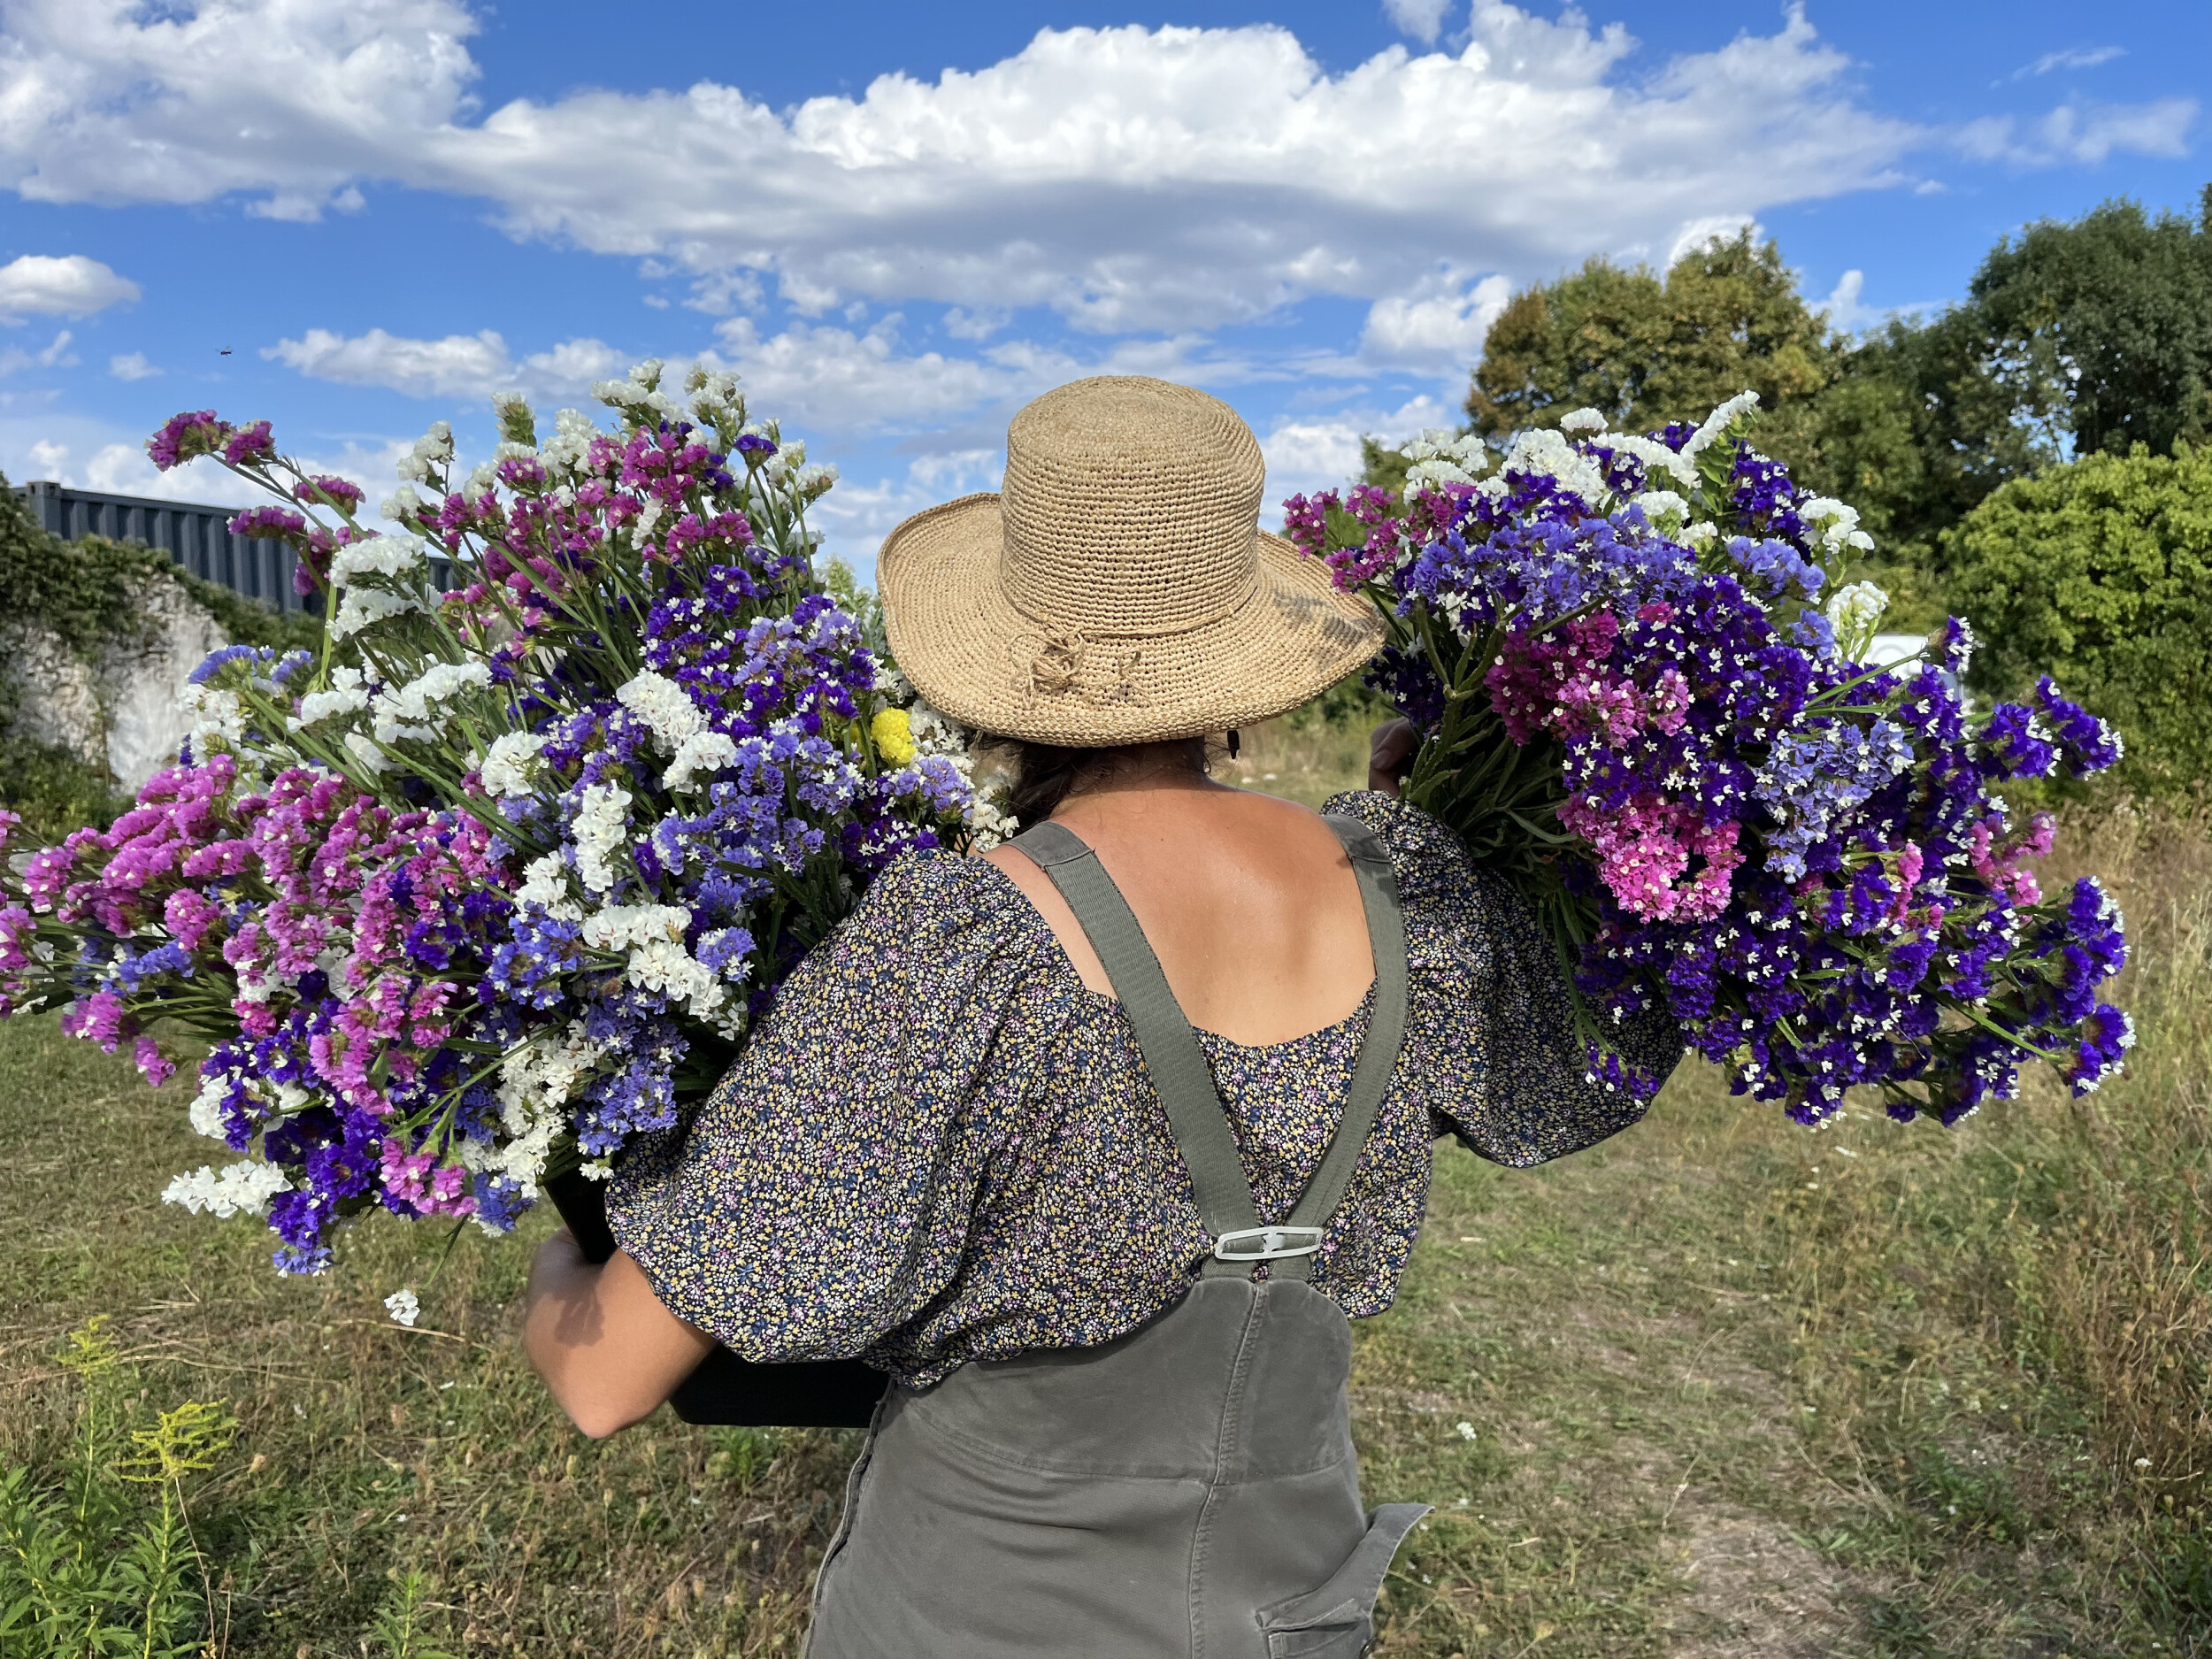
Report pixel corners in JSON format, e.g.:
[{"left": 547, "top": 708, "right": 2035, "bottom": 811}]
[{"left": 1, "top": 722, "right": 2205, "bottom": 1656}]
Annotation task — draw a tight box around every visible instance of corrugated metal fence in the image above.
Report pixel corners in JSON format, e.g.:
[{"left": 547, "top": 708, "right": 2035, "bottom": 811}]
[{"left": 19, "top": 480, "right": 315, "bottom": 613}]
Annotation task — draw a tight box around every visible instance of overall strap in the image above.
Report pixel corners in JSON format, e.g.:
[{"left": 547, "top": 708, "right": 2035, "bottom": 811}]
[
  {"left": 1005, "top": 817, "right": 1409, "bottom": 1283},
  {"left": 1279, "top": 818, "right": 1411, "bottom": 1264},
  {"left": 1009, "top": 821, "right": 1264, "bottom": 1267}
]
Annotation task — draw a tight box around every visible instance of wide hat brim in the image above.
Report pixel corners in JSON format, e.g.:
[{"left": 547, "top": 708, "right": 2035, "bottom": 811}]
[{"left": 879, "top": 492, "right": 1385, "bottom": 745}]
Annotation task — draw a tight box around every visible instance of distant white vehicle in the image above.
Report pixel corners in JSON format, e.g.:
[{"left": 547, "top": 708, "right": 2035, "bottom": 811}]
[{"left": 1863, "top": 632, "right": 1965, "bottom": 701}]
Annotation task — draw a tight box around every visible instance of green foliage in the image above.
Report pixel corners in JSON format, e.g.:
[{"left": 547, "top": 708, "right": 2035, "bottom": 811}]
[
  {"left": 1948, "top": 442, "right": 2212, "bottom": 795},
  {"left": 1801, "top": 309, "right": 2059, "bottom": 574},
  {"left": 0, "top": 1318, "right": 235, "bottom": 1659},
  {"left": 1284, "top": 671, "right": 1390, "bottom": 733},
  {"left": 365, "top": 1568, "right": 457, "bottom": 1659},
  {"left": 1970, "top": 183, "right": 2212, "bottom": 460},
  {"left": 1465, "top": 231, "right": 1839, "bottom": 476}
]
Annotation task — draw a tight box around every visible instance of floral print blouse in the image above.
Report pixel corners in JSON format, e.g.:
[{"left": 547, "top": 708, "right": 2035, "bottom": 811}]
[{"left": 609, "top": 791, "right": 1677, "bottom": 1386}]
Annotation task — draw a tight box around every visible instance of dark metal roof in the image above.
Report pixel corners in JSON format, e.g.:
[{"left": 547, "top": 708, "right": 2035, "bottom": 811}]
[{"left": 18, "top": 479, "right": 313, "bottom": 613}]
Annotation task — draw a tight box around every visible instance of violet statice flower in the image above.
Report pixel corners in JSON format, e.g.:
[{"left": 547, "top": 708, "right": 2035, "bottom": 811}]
[{"left": 2030, "top": 677, "right": 2124, "bottom": 774}]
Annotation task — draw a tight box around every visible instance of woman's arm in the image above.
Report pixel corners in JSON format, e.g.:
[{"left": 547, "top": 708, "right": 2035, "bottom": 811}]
[
  {"left": 523, "top": 1228, "right": 718, "bottom": 1439},
  {"left": 1369, "top": 718, "right": 1417, "bottom": 797}
]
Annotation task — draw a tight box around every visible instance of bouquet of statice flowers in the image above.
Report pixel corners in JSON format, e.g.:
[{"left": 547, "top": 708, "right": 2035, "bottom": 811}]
[
  {"left": 1285, "top": 394, "right": 2131, "bottom": 1126},
  {"left": 0, "top": 363, "right": 1010, "bottom": 1275}
]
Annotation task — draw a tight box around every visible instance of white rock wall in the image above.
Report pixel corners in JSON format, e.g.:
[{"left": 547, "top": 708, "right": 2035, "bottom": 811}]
[{"left": 2, "top": 570, "right": 230, "bottom": 795}]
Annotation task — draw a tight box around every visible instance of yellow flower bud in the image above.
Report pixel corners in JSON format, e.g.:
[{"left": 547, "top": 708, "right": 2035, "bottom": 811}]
[{"left": 870, "top": 707, "right": 917, "bottom": 767}]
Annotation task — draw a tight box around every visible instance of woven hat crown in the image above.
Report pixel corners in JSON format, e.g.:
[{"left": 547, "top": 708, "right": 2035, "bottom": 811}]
[{"left": 1000, "top": 377, "right": 1263, "bottom": 637}]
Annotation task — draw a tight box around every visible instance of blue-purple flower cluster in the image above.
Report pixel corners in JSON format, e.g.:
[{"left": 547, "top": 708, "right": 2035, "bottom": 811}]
[{"left": 1286, "top": 397, "right": 2133, "bottom": 1127}]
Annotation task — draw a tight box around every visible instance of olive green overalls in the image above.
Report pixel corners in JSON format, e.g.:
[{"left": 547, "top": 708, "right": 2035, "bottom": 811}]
[{"left": 806, "top": 818, "right": 1428, "bottom": 1657}]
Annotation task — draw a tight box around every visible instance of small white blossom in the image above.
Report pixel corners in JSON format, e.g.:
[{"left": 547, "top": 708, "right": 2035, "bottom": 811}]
[
  {"left": 1681, "top": 390, "right": 1761, "bottom": 457},
  {"left": 384, "top": 1288, "right": 420, "bottom": 1327},
  {"left": 571, "top": 783, "right": 634, "bottom": 895},
  {"left": 480, "top": 731, "right": 549, "bottom": 799},
  {"left": 1558, "top": 407, "right": 1608, "bottom": 434},
  {"left": 163, "top": 1158, "right": 291, "bottom": 1218}
]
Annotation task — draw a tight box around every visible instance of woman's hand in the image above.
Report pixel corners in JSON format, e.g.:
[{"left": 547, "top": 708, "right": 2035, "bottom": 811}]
[
  {"left": 1368, "top": 718, "right": 1417, "bottom": 797},
  {"left": 523, "top": 1225, "right": 717, "bottom": 1439}
]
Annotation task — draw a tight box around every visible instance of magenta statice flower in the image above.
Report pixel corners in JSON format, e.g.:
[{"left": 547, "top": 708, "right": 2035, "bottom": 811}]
[
  {"left": 1286, "top": 400, "right": 2129, "bottom": 1127},
  {"left": 147, "top": 411, "right": 232, "bottom": 472}
]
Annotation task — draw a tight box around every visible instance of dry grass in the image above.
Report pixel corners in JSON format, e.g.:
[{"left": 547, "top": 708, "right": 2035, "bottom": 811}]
[{"left": 2, "top": 721, "right": 2206, "bottom": 1655}]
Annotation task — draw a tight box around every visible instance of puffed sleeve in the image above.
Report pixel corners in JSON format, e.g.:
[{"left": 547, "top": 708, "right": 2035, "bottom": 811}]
[
  {"left": 607, "top": 851, "right": 1070, "bottom": 1363},
  {"left": 1323, "top": 789, "right": 1681, "bottom": 1165}
]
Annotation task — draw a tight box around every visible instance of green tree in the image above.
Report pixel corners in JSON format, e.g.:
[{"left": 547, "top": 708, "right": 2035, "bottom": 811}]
[
  {"left": 1464, "top": 231, "right": 1840, "bottom": 475},
  {"left": 1948, "top": 443, "right": 2212, "bottom": 796},
  {"left": 1970, "top": 184, "right": 2212, "bottom": 459}
]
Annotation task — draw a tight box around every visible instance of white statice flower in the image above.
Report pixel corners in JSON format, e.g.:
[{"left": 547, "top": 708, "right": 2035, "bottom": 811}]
[
  {"left": 462, "top": 1022, "right": 604, "bottom": 1224},
  {"left": 394, "top": 419, "right": 454, "bottom": 483},
  {"left": 1485, "top": 426, "right": 1609, "bottom": 509},
  {"left": 384, "top": 1287, "right": 421, "bottom": 1326},
  {"left": 1680, "top": 390, "right": 1761, "bottom": 458},
  {"left": 1678, "top": 520, "right": 1718, "bottom": 547},
  {"left": 1397, "top": 427, "right": 1490, "bottom": 494},
  {"left": 594, "top": 358, "right": 684, "bottom": 424},
  {"left": 578, "top": 905, "right": 730, "bottom": 1020},
  {"left": 380, "top": 482, "right": 424, "bottom": 523},
  {"left": 538, "top": 408, "right": 598, "bottom": 475},
  {"left": 1558, "top": 407, "right": 1608, "bottom": 434},
  {"left": 616, "top": 670, "right": 705, "bottom": 749},
  {"left": 373, "top": 661, "right": 492, "bottom": 745},
  {"left": 580, "top": 1158, "right": 613, "bottom": 1181},
  {"left": 796, "top": 463, "right": 839, "bottom": 495},
  {"left": 342, "top": 730, "right": 390, "bottom": 775},
  {"left": 188, "top": 1073, "right": 236, "bottom": 1140},
  {"left": 516, "top": 850, "right": 582, "bottom": 920},
  {"left": 293, "top": 664, "right": 372, "bottom": 730},
  {"left": 1629, "top": 489, "right": 1688, "bottom": 528},
  {"left": 618, "top": 670, "right": 733, "bottom": 789},
  {"left": 1595, "top": 431, "right": 1699, "bottom": 490},
  {"left": 664, "top": 731, "right": 738, "bottom": 793},
  {"left": 329, "top": 585, "right": 431, "bottom": 642},
  {"left": 571, "top": 782, "right": 633, "bottom": 895},
  {"left": 1824, "top": 580, "right": 1890, "bottom": 658},
  {"left": 634, "top": 495, "right": 664, "bottom": 541},
  {"left": 1799, "top": 495, "right": 1877, "bottom": 555},
  {"left": 181, "top": 682, "right": 246, "bottom": 751},
  {"left": 480, "top": 731, "right": 549, "bottom": 799},
  {"left": 162, "top": 1158, "right": 292, "bottom": 1219},
  {"left": 327, "top": 540, "right": 426, "bottom": 593},
  {"left": 491, "top": 388, "right": 533, "bottom": 427}
]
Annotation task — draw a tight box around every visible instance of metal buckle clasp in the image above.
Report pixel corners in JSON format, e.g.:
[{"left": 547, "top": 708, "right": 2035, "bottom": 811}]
[{"left": 1211, "top": 1225, "right": 1325, "bottom": 1263}]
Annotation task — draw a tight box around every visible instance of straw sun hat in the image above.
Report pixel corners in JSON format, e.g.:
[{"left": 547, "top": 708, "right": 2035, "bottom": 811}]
[{"left": 878, "top": 376, "right": 1383, "bottom": 746}]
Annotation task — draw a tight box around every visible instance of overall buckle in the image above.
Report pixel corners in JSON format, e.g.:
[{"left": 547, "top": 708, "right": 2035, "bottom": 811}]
[{"left": 1212, "top": 1225, "right": 1324, "bottom": 1263}]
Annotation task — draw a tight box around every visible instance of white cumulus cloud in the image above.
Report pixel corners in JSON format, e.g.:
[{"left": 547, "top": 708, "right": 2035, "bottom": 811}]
[
  {"left": 1359, "top": 270, "right": 1513, "bottom": 373},
  {"left": 0, "top": 0, "right": 1930, "bottom": 336},
  {"left": 108, "top": 349, "right": 158, "bottom": 380},
  {"left": 0, "top": 253, "right": 138, "bottom": 319},
  {"left": 1959, "top": 98, "right": 2197, "bottom": 167},
  {"left": 1383, "top": 0, "right": 1455, "bottom": 45},
  {"left": 264, "top": 327, "right": 627, "bottom": 400}
]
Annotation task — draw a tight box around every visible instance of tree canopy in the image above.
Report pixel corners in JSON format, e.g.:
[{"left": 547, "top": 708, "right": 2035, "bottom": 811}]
[{"left": 1949, "top": 443, "right": 2212, "bottom": 797}]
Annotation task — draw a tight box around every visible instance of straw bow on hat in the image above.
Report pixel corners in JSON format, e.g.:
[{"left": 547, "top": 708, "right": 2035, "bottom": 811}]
[{"left": 878, "top": 376, "right": 1383, "bottom": 746}]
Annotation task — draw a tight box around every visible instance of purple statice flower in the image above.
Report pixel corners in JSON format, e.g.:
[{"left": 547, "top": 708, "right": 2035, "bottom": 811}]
[
  {"left": 221, "top": 420, "right": 276, "bottom": 467},
  {"left": 2030, "top": 677, "right": 2124, "bottom": 775},
  {"left": 1281, "top": 394, "right": 2131, "bottom": 1131},
  {"left": 1978, "top": 702, "right": 2059, "bottom": 781},
  {"left": 147, "top": 411, "right": 232, "bottom": 472}
]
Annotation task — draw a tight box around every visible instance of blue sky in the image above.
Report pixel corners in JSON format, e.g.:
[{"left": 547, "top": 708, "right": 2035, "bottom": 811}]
[{"left": 0, "top": 0, "right": 2204, "bottom": 581}]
